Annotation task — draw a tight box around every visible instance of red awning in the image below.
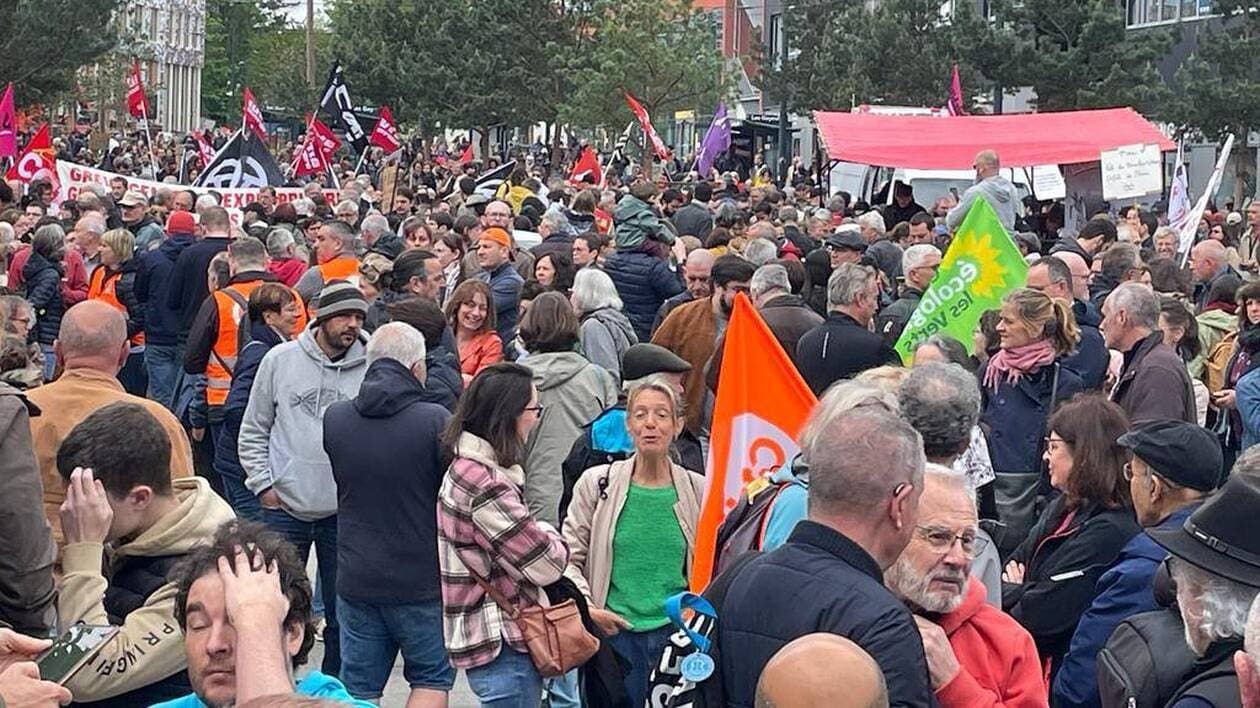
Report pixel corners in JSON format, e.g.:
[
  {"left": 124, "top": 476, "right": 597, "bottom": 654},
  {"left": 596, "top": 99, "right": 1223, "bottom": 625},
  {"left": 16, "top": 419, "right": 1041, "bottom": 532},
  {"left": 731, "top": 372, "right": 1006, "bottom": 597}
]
[{"left": 813, "top": 107, "right": 1175, "bottom": 169}]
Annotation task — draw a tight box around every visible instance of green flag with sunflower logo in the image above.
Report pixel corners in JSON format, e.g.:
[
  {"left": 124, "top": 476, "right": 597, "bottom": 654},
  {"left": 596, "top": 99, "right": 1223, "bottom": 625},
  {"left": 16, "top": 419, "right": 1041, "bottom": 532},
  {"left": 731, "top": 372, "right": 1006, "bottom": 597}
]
[{"left": 894, "top": 198, "right": 1028, "bottom": 363}]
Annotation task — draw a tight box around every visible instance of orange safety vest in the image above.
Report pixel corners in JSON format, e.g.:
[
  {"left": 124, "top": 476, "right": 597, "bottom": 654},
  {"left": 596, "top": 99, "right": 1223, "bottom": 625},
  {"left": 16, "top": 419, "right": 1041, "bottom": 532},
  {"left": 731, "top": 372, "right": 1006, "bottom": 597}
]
[
  {"left": 316, "top": 255, "right": 362, "bottom": 288},
  {"left": 87, "top": 267, "right": 145, "bottom": 347},
  {"left": 205, "top": 280, "right": 307, "bottom": 407}
]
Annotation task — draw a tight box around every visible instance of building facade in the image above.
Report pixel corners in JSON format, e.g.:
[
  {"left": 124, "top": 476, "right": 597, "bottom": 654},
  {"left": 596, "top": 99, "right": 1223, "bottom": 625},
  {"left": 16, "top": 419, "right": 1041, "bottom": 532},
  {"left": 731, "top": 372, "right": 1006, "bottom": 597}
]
[{"left": 122, "top": 0, "right": 205, "bottom": 133}]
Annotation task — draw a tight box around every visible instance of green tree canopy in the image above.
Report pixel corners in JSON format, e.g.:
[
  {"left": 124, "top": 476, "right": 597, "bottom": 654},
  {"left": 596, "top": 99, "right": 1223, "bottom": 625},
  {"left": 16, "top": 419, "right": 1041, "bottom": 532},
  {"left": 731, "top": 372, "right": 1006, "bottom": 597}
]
[
  {"left": 0, "top": 0, "right": 123, "bottom": 104},
  {"left": 1165, "top": 0, "right": 1260, "bottom": 141}
]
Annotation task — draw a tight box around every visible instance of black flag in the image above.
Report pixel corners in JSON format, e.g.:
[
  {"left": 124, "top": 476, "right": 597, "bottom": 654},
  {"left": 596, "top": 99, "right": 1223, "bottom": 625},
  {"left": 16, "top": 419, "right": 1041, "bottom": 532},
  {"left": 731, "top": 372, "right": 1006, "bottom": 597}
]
[
  {"left": 319, "top": 62, "right": 368, "bottom": 154},
  {"left": 194, "top": 129, "right": 285, "bottom": 188},
  {"left": 474, "top": 160, "right": 516, "bottom": 197}
]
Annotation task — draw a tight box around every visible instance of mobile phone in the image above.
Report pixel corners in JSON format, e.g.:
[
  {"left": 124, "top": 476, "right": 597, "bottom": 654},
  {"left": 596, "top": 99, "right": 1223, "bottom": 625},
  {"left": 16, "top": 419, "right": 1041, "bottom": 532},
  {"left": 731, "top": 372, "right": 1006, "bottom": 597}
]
[{"left": 36, "top": 624, "right": 119, "bottom": 684}]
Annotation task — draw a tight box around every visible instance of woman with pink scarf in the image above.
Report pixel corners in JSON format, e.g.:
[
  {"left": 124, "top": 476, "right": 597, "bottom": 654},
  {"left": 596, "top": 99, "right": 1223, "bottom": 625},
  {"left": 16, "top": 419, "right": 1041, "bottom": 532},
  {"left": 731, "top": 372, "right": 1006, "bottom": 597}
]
[{"left": 980, "top": 287, "right": 1085, "bottom": 557}]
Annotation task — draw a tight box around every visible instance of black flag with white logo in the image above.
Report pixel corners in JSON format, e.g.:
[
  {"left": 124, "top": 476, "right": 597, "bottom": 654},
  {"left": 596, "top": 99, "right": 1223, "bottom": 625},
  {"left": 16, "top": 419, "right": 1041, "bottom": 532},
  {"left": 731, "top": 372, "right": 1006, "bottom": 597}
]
[
  {"left": 193, "top": 129, "right": 285, "bottom": 188},
  {"left": 474, "top": 160, "right": 516, "bottom": 197},
  {"left": 319, "top": 62, "right": 368, "bottom": 154}
]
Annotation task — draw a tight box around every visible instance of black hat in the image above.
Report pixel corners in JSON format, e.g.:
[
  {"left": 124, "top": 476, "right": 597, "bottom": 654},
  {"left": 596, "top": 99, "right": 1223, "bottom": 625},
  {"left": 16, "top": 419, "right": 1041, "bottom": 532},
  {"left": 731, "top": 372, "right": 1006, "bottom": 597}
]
[
  {"left": 1150, "top": 473, "right": 1260, "bottom": 588},
  {"left": 621, "top": 343, "right": 691, "bottom": 383},
  {"left": 1117, "top": 420, "right": 1222, "bottom": 492},
  {"left": 825, "top": 230, "right": 866, "bottom": 252}
]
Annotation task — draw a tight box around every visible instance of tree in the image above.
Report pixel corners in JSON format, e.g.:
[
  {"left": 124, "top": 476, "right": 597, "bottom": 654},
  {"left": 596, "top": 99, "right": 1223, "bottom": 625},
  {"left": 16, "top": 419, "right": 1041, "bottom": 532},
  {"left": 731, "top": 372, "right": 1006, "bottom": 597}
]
[
  {"left": 986, "top": 0, "right": 1172, "bottom": 114},
  {"left": 1165, "top": 1, "right": 1260, "bottom": 142},
  {"left": 201, "top": 0, "right": 310, "bottom": 122},
  {"left": 0, "top": 0, "right": 123, "bottom": 104}
]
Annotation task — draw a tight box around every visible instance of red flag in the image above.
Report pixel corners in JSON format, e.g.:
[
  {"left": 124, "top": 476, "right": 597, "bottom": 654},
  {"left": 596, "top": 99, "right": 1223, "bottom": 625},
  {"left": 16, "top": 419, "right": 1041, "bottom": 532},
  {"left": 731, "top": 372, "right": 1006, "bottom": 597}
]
[
  {"left": 242, "top": 87, "right": 267, "bottom": 141},
  {"left": 310, "top": 116, "right": 341, "bottom": 159},
  {"left": 457, "top": 143, "right": 474, "bottom": 164},
  {"left": 193, "top": 131, "right": 216, "bottom": 167},
  {"left": 291, "top": 126, "right": 331, "bottom": 178},
  {"left": 126, "top": 61, "right": 150, "bottom": 119},
  {"left": 624, "top": 92, "right": 671, "bottom": 161},
  {"left": 368, "top": 105, "right": 401, "bottom": 152},
  {"left": 947, "top": 64, "right": 966, "bottom": 117},
  {"left": 569, "top": 145, "right": 602, "bottom": 186},
  {"left": 0, "top": 83, "right": 15, "bottom": 159},
  {"left": 690, "top": 294, "right": 817, "bottom": 589},
  {"left": 6, "top": 124, "right": 57, "bottom": 186}
]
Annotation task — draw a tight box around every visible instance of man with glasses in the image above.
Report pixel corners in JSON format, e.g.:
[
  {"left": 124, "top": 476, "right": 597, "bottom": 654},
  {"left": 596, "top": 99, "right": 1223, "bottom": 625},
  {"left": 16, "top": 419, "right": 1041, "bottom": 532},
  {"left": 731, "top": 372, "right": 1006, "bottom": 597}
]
[
  {"left": 877, "top": 244, "right": 940, "bottom": 345},
  {"left": 481, "top": 199, "right": 534, "bottom": 280},
  {"left": 1052, "top": 420, "right": 1219, "bottom": 708},
  {"left": 885, "top": 467, "right": 1046, "bottom": 707}
]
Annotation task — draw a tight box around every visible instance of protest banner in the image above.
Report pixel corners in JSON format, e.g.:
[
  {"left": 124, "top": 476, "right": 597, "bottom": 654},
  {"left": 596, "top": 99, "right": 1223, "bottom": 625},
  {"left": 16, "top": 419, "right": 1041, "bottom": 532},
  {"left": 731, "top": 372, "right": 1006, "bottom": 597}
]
[
  {"left": 56, "top": 161, "right": 340, "bottom": 227},
  {"left": 1100, "top": 143, "right": 1162, "bottom": 201},
  {"left": 894, "top": 198, "right": 1028, "bottom": 363}
]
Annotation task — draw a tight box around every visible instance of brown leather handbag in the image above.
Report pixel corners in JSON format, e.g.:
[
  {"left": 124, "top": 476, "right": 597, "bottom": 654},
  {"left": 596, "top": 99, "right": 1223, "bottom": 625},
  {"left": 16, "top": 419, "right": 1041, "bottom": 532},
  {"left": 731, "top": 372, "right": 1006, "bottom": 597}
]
[{"left": 471, "top": 571, "right": 600, "bottom": 678}]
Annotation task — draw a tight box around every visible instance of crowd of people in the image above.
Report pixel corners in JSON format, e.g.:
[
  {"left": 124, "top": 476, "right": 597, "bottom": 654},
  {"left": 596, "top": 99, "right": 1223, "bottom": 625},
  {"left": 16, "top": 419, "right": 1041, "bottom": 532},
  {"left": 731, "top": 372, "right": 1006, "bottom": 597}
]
[{"left": 3, "top": 143, "right": 1260, "bottom": 708}]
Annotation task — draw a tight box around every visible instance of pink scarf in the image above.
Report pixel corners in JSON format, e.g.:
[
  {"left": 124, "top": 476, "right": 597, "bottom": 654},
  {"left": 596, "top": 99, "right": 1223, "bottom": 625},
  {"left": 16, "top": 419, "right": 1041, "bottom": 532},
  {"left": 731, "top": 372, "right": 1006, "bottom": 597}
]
[{"left": 983, "top": 339, "right": 1057, "bottom": 390}]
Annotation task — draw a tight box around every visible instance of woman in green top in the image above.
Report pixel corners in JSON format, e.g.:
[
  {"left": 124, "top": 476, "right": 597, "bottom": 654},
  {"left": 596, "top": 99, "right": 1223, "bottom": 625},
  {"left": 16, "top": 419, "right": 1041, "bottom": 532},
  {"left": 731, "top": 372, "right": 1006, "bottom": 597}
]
[{"left": 561, "top": 377, "right": 706, "bottom": 705}]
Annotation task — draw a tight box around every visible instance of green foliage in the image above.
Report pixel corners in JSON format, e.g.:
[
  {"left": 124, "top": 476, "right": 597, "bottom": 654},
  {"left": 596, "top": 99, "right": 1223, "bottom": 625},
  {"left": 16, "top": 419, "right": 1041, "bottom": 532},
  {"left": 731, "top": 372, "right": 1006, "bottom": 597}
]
[
  {"left": 0, "top": 0, "right": 123, "bottom": 104},
  {"left": 1165, "top": 2, "right": 1260, "bottom": 141},
  {"left": 202, "top": 0, "right": 322, "bottom": 122},
  {"left": 988, "top": 0, "right": 1172, "bottom": 114}
]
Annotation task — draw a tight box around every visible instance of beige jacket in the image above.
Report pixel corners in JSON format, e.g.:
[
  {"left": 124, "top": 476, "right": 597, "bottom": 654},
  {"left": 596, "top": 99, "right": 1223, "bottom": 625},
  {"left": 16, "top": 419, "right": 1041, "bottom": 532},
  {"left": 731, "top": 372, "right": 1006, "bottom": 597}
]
[
  {"left": 59, "top": 477, "right": 235, "bottom": 701},
  {"left": 561, "top": 456, "right": 704, "bottom": 609}
]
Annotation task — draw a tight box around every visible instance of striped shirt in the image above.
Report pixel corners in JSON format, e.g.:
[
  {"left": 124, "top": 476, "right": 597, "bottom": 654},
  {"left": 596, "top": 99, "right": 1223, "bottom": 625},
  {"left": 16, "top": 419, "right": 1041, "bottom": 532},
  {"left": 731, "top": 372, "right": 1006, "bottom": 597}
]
[{"left": 437, "top": 432, "right": 569, "bottom": 669}]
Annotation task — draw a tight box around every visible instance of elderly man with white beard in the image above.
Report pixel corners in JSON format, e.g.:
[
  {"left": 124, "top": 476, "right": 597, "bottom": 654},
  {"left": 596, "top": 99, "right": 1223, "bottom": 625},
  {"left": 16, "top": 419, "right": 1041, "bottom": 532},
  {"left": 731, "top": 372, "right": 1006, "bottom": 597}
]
[{"left": 885, "top": 467, "right": 1046, "bottom": 708}]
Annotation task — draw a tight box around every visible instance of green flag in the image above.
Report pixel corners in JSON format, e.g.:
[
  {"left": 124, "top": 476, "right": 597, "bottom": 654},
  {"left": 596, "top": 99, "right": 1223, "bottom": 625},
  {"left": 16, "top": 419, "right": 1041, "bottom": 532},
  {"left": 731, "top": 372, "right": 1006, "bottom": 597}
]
[{"left": 894, "top": 198, "right": 1028, "bottom": 363}]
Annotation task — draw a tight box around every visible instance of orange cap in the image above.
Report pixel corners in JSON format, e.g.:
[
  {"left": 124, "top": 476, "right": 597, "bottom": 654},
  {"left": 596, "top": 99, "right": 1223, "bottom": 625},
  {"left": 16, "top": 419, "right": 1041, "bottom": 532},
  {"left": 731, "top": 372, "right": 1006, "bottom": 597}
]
[{"left": 481, "top": 227, "right": 512, "bottom": 248}]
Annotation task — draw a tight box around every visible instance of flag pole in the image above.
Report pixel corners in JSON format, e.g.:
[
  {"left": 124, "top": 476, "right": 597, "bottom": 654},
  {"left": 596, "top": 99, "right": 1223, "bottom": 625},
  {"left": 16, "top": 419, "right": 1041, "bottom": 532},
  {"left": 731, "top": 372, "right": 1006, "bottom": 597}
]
[
  {"left": 140, "top": 103, "right": 159, "bottom": 180},
  {"left": 353, "top": 149, "right": 368, "bottom": 177}
]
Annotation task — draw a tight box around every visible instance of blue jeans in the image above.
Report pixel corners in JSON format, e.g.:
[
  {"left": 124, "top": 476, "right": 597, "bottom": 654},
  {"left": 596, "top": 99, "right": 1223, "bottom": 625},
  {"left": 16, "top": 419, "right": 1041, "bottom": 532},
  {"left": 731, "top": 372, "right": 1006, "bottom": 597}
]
[
  {"left": 607, "top": 625, "right": 675, "bottom": 707},
  {"left": 144, "top": 343, "right": 183, "bottom": 411},
  {"left": 215, "top": 465, "right": 261, "bottom": 522},
  {"left": 337, "top": 597, "right": 454, "bottom": 699},
  {"left": 465, "top": 648, "right": 543, "bottom": 708},
  {"left": 545, "top": 670, "right": 581, "bottom": 708},
  {"left": 261, "top": 509, "right": 340, "bottom": 676},
  {"left": 39, "top": 343, "right": 56, "bottom": 381}
]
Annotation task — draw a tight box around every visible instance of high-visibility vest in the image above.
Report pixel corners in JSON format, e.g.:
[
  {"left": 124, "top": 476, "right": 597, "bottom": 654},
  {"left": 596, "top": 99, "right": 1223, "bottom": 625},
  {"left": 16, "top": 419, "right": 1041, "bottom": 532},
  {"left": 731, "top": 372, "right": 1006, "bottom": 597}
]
[
  {"left": 205, "top": 280, "right": 307, "bottom": 407},
  {"left": 316, "top": 256, "right": 361, "bottom": 288},
  {"left": 87, "top": 267, "right": 144, "bottom": 347}
]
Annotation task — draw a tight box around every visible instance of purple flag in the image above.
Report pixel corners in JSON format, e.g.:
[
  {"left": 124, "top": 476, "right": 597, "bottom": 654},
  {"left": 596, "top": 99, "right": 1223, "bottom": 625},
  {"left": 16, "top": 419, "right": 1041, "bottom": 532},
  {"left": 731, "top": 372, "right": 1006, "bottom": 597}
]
[{"left": 696, "top": 102, "right": 730, "bottom": 177}]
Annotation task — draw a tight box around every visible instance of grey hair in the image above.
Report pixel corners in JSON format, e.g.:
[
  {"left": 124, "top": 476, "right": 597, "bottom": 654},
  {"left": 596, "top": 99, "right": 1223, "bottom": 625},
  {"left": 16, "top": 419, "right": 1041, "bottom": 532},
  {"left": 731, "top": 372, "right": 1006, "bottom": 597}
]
[
  {"left": 802, "top": 404, "right": 925, "bottom": 516},
  {"left": 31, "top": 224, "right": 65, "bottom": 257},
  {"left": 571, "top": 267, "right": 622, "bottom": 314},
  {"left": 1108, "top": 282, "right": 1160, "bottom": 330},
  {"left": 266, "top": 228, "right": 295, "bottom": 258},
  {"left": 359, "top": 213, "right": 390, "bottom": 239},
  {"left": 291, "top": 198, "right": 315, "bottom": 217},
  {"left": 1153, "top": 226, "right": 1178, "bottom": 243},
  {"left": 743, "top": 238, "right": 778, "bottom": 267},
  {"left": 77, "top": 213, "right": 107, "bottom": 236},
  {"left": 924, "top": 463, "right": 978, "bottom": 507},
  {"left": 898, "top": 363, "right": 981, "bottom": 460},
  {"left": 541, "top": 209, "right": 572, "bottom": 235},
  {"left": 1100, "top": 242, "right": 1142, "bottom": 283},
  {"left": 366, "top": 322, "right": 427, "bottom": 369},
  {"left": 856, "top": 210, "right": 886, "bottom": 234},
  {"left": 810, "top": 208, "right": 832, "bottom": 227},
  {"left": 902, "top": 244, "right": 940, "bottom": 274},
  {"left": 0, "top": 222, "right": 13, "bottom": 247},
  {"left": 827, "top": 263, "right": 876, "bottom": 309},
  {"left": 750, "top": 264, "right": 791, "bottom": 299},
  {"left": 0, "top": 295, "right": 33, "bottom": 334},
  {"left": 194, "top": 193, "right": 220, "bottom": 210},
  {"left": 1246, "top": 593, "right": 1260, "bottom": 661},
  {"left": 815, "top": 380, "right": 899, "bottom": 416},
  {"left": 715, "top": 201, "right": 742, "bottom": 226},
  {"left": 1172, "top": 560, "right": 1258, "bottom": 654},
  {"left": 335, "top": 200, "right": 359, "bottom": 215},
  {"left": 627, "top": 374, "right": 684, "bottom": 420},
  {"left": 779, "top": 205, "right": 799, "bottom": 223}
]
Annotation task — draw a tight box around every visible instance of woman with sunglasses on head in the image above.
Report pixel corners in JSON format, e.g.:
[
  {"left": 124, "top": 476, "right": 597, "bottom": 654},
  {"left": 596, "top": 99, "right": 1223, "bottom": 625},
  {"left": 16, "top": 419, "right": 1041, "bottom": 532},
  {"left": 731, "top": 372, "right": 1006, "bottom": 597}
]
[{"left": 1000, "top": 394, "right": 1139, "bottom": 679}]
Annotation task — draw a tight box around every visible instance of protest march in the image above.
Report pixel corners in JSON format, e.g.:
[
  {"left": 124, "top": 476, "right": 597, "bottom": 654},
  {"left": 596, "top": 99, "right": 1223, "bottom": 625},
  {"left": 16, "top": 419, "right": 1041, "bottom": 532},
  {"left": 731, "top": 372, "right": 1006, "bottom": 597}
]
[{"left": 6, "top": 37, "right": 1260, "bottom": 708}]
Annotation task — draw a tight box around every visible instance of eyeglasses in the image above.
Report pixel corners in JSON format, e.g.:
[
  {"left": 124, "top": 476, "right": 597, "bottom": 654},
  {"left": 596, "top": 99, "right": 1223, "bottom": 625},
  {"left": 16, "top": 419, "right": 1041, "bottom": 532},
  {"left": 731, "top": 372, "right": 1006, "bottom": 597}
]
[
  {"left": 524, "top": 405, "right": 544, "bottom": 416},
  {"left": 915, "top": 526, "right": 988, "bottom": 556},
  {"left": 1044, "top": 435, "right": 1067, "bottom": 448}
]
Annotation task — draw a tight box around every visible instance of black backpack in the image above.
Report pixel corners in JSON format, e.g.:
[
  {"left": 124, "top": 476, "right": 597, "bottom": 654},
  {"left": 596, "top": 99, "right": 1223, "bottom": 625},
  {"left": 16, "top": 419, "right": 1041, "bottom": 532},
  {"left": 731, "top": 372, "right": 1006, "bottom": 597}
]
[
  {"left": 1096, "top": 608, "right": 1196, "bottom": 708},
  {"left": 711, "top": 457, "right": 806, "bottom": 576}
]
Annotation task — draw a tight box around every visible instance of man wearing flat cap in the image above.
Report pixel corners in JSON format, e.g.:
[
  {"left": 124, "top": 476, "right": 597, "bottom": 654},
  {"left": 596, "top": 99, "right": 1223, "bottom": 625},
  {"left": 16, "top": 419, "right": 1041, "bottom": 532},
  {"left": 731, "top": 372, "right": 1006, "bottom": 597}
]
[
  {"left": 1053, "top": 420, "right": 1222, "bottom": 708},
  {"left": 1149, "top": 451, "right": 1260, "bottom": 707},
  {"left": 238, "top": 279, "right": 370, "bottom": 677}
]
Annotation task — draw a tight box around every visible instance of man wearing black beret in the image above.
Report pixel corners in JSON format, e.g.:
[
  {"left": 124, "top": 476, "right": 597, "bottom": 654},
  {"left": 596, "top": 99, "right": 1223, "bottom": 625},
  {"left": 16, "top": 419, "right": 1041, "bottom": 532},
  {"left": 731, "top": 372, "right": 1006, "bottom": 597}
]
[{"left": 1053, "top": 420, "right": 1222, "bottom": 708}]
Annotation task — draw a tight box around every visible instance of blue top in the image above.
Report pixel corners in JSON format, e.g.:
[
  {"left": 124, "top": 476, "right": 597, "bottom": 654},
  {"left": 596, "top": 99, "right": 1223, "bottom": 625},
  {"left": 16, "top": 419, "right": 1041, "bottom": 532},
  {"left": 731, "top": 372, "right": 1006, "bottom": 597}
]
[
  {"left": 762, "top": 462, "right": 808, "bottom": 552},
  {"left": 148, "top": 670, "right": 374, "bottom": 707}
]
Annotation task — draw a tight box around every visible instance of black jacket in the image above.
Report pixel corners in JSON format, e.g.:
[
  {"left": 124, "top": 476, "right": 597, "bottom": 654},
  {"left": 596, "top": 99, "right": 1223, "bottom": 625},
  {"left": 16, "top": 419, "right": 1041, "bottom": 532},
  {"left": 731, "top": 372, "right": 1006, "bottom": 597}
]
[
  {"left": 1049, "top": 236, "right": 1094, "bottom": 267},
  {"left": 881, "top": 200, "right": 927, "bottom": 229},
  {"left": 421, "top": 344, "right": 462, "bottom": 412},
  {"left": 324, "top": 358, "right": 451, "bottom": 604},
  {"left": 135, "top": 234, "right": 196, "bottom": 346},
  {"left": 214, "top": 321, "right": 283, "bottom": 487},
  {"left": 604, "top": 248, "right": 684, "bottom": 343},
  {"left": 795, "top": 312, "right": 901, "bottom": 395},
  {"left": 1168, "top": 639, "right": 1244, "bottom": 707},
  {"left": 531, "top": 233, "right": 575, "bottom": 263},
  {"left": 22, "top": 251, "right": 64, "bottom": 346},
  {"left": 875, "top": 287, "right": 923, "bottom": 346},
  {"left": 718, "top": 521, "right": 935, "bottom": 708},
  {"left": 1002, "top": 496, "right": 1140, "bottom": 678},
  {"left": 781, "top": 223, "right": 816, "bottom": 256},
  {"left": 671, "top": 201, "right": 714, "bottom": 240},
  {"left": 1111, "top": 332, "right": 1197, "bottom": 425},
  {"left": 1060, "top": 299, "right": 1108, "bottom": 390},
  {"left": 166, "top": 237, "right": 231, "bottom": 338}
]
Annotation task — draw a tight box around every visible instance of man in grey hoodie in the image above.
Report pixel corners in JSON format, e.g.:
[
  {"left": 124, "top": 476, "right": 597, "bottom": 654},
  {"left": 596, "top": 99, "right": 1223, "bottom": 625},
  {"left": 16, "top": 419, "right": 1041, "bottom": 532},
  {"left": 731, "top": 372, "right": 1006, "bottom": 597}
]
[
  {"left": 238, "top": 279, "right": 369, "bottom": 676},
  {"left": 946, "top": 149, "right": 1020, "bottom": 233}
]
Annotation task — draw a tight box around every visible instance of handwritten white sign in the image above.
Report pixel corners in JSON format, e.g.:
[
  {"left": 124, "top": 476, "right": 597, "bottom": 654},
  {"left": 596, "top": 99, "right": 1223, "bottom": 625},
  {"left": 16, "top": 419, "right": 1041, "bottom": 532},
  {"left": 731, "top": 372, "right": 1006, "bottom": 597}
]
[{"left": 1100, "top": 144, "right": 1163, "bottom": 201}]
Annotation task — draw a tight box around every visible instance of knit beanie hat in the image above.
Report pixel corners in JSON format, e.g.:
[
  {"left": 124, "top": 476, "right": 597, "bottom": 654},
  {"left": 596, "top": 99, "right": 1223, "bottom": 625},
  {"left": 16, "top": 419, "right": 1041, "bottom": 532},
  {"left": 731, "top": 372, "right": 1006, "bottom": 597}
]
[{"left": 313, "top": 279, "right": 368, "bottom": 325}]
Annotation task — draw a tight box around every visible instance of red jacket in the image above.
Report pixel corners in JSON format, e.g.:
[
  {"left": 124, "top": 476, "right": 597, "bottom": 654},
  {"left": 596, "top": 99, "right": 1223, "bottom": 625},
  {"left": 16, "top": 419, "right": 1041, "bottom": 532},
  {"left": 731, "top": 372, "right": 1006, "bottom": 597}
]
[
  {"left": 934, "top": 578, "right": 1047, "bottom": 708},
  {"left": 7, "top": 245, "right": 89, "bottom": 307},
  {"left": 267, "top": 257, "right": 308, "bottom": 287}
]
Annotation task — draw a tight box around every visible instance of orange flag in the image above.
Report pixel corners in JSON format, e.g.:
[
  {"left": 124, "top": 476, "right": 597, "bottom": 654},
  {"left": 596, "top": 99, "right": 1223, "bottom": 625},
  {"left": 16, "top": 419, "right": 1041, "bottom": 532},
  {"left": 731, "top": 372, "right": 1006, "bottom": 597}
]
[{"left": 690, "top": 294, "right": 817, "bottom": 590}]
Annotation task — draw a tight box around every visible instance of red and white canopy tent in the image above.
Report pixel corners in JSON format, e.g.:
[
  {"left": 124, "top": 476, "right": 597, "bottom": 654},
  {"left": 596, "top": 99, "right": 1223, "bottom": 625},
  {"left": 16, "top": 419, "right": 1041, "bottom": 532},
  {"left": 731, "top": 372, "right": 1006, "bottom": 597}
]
[{"left": 813, "top": 107, "right": 1175, "bottom": 169}]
